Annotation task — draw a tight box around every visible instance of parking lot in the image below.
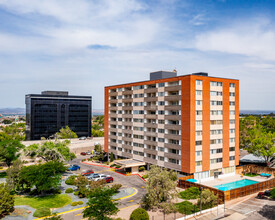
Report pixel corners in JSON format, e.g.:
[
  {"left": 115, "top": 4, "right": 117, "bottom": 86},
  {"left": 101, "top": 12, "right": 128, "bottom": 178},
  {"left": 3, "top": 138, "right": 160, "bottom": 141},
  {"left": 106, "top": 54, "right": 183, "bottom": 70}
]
[{"left": 63, "top": 156, "right": 147, "bottom": 219}]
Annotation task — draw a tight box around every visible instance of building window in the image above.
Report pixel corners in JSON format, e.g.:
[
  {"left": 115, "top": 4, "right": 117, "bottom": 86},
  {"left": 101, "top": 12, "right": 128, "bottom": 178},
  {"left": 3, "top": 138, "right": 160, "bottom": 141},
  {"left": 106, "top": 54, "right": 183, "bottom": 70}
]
[
  {"left": 210, "top": 148, "right": 223, "bottom": 154},
  {"left": 133, "top": 85, "right": 144, "bottom": 90},
  {"left": 210, "top": 120, "right": 223, "bottom": 125},
  {"left": 158, "top": 110, "right": 165, "bottom": 115},
  {"left": 158, "top": 92, "right": 165, "bottom": 96},
  {"left": 210, "top": 158, "right": 223, "bottom": 164},
  {"left": 230, "top": 110, "right": 235, "bottom": 115},
  {"left": 229, "top": 156, "right": 235, "bottom": 161},
  {"left": 196, "top": 120, "right": 202, "bottom": 126},
  {"left": 196, "top": 141, "right": 202, "bottom": 146},
  {"left": 196, "top": 130, "right": 202, "bottom": 136},
  {"left": 196, "top": 110, "right": 202, "bottom": 115},
  {"left": 229, "top": 147, "right": 235, "bottom": 151},
  {"left": 169, "top": 149, "right": 180, "bottom": 154},
  {"left": 158, "top": 101, "right": 165, "bottom": 106},
  {"left": 230, "top": 138, "right": 235, "bottom": 143},
  {"left": 196, "top": 151, "right": 202, "bottom": 156},
  {"left": 158, "top": 156, "right": 165, "bottom": 161},
  {"left": 158, "top": 120, "right": 165, "bottom": 124},
  {"left": 229, "top": 83, "right": 235, "bottom": 88},
  {"left": 229, "top": 92, "right": 235, "bottom": 97},
  {"left": 158, "top": 83, "right": 165, "bottom": 87},
  {"left": 196, "top": 80, "right": 203, "bottom": 86},
  {"left": 169, "top": 158, "right": 180, "bottom": 164},
  {"left": 158, "top": 138, "right": 165, "bottom": 143},
  {"left": 196, "top": 100, "right": 203, "bottom": 105},
  {"left": 196, "top": 90, "right": 202, "bottom": 95},
  {"left": 196, "top": 161, "right": 202, "bottom": 166},
  {"left": 230, "top": 119, "right": 235, "bottom": 124},
  {"left": 229, "top": 102, "right": 235, "bottom": 106},
  {"left": 230, "top": 129, "right": 235, "bottom": 133}
]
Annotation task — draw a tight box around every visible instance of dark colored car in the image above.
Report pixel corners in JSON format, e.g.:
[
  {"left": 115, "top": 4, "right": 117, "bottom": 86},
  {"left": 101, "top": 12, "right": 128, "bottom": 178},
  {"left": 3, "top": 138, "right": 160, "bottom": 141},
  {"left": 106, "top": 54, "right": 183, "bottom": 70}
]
[
  {"left": 80, "top": 152, "right": 87, "bottom": 156},
  {"left": 81, "top": 170, "right": 94, "bottom": 176},
  {"left": 105, "top": 176, "right": 114, "bottom": 183},
  {"left": 68, "top": 164, "right": 81, "bottom": 171}
]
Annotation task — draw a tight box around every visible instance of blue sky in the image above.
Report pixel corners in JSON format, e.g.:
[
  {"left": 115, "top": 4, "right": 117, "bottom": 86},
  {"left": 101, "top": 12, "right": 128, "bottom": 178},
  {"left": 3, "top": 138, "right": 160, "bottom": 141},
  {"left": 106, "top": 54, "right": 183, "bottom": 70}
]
[{"left": 0, "top": 0, "right": 274, "bottom": 110}]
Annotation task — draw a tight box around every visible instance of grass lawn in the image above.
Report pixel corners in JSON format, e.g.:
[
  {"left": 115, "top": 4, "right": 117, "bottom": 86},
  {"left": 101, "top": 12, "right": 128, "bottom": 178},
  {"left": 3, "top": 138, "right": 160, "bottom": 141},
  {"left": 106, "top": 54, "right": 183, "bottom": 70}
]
[
  {"left": 0, "top": 172, "right": 7, "bottom": 178},
  {"left": 15, "top": 194, "right": 72, "bottom": 209},
  {"left": 244, "top": 173, "right": 259, "bottom": 177}
]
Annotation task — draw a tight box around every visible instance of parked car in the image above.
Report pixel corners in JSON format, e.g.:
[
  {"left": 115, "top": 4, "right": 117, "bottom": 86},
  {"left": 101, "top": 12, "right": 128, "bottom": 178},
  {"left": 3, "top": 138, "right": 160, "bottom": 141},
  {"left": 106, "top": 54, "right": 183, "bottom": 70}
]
[
  {"left": 104, "top": 176, "right": 114, "bottom": 183},
  {"left": 256, "top": 192, "right": 265, "bottom": 199},
  {"left": 89, "top": 173, "right": 110, "bottom": 181},
  {"left": 81, "top": 170, "right": 94, "bottom": 176},
  {"left": 79, "top": 136, "right": 87, "bottom": 140},
  {"left": 87, "top": 173, "right": 100, "bottom": 180},
  {"left": 80, "top": 152, "right": 87, "bottom": 156},
  {"left": 68, "top": 164, "right": 81, "bottom": 171},
  {"left": 86, "top": 151, "right": 91, "bottom": 155}
]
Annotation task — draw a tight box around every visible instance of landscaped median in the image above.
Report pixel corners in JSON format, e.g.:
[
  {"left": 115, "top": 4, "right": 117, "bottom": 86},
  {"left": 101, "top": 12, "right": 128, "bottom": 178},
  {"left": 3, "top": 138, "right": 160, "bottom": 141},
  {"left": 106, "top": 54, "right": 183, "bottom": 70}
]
[{"left": 15, "top": 194, "right": 72, "bottom": 209}]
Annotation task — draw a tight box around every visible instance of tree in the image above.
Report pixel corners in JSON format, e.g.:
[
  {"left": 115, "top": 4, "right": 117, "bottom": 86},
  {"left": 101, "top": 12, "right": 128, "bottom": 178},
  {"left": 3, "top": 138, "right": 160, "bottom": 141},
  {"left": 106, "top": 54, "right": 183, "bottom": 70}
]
[
  {"left": 141, "top": 165, "right": 178, "bottom": 213},
  {"left": 247, "top": 130, "right": 275, "bottom": 167},
  {"left": 20, "top": 161, "right": 66, "bottom": 194},
  {"left": 0, "top": 123, "right": 26, "bottom": 141},
  {"left": 197, "top": 189, "right": 217, "bottom": 210},
  {"left": 24, "top": 140, "right": 76, "bottom": 162},
  {"left": 83, "top": 187, "right": 118, "bottom": 220},
  {"left": 130, "top": 208, "right": 149, "bottom": 220},
  {"left": 56, "top": 126, "right": 78, "bottom": 139},
  {"left": 0, "top": 183, "right": 14, "bottom": 218},
  {"left": 110, "top": 152, "right": 114, "bottom": 162},
  {"left": 0, "top": 140, "right": 24, "bottom": 167},
  {"left": 6, "top": 160, "right": 24, "bottom": 192},
  {"left": 2, "top": 119, "right": 12, "bottom": 124},
  {"left": 91, "top": 129, "right": 104, "bottom": 137},
  {"left": 74, "top": 175, "right": 89, "bottom": 197}
]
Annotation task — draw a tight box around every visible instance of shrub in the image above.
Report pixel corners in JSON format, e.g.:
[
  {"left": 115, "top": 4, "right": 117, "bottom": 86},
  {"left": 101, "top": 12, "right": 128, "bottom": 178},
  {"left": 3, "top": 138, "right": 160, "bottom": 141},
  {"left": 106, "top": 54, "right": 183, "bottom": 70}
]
[
  {"left": 77, "top": 201, "right": 84, "bottom": 205},
  {"left": 0, "top": 166, "right": 3, "bottom": 170},
  {"left": 176, "top": 201, "right": 199, "bottom": 215},
  {"left": 74, "top": 191, "right": 79, "bottom": 196},
  {"left": 65, "top": 188, "right": 73, "bottom": 193},
  {"left": 45, "top": 215, "right": 63, "bottom": 220},
  {"left": 111, "top": 184, "right": 122, "bottom": 192},
  {"left": 130, "top": 208, "right": 149, "bottom": 220},
  {"left": 65, "top": 175, "right": 77, "bottom": 185},
  {"left": 110, "top": 164, "right": 116, "bottom": 167},
  {"left": 139, "top": 166, "right": 145, "bottom": 172},
  {"left": 142, "top": 174, "right": 148, "bottom": 179},
  {"left": 88, "top": 158, "right": 92, "bottom": 161},
  {"left": 115, "top": 165, "right": 121, "bottom": 168},
  {"left": 71, "top": 202, "right": 78, "bottom": 206},
  {"left": 179, "top": 187, "right": 200, "bottom": 200},
  {"left": 197, "top": 189, "right": 217, "bottom": 210},
  {"left": 81, "top": 159, "right": 86, "bottom": 162},
  {"left": 270, "top": 188, "right": 275, "bottom": 199},
  {"left": 33, "top": 207, "right": 51, "bottom": 217}
]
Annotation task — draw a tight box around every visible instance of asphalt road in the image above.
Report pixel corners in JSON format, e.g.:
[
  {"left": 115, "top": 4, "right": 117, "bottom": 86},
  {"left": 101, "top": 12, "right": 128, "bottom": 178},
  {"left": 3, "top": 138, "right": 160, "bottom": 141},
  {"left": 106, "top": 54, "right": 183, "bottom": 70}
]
[{"left": 62, "top": 156, "right": 146, "bottom": 220}]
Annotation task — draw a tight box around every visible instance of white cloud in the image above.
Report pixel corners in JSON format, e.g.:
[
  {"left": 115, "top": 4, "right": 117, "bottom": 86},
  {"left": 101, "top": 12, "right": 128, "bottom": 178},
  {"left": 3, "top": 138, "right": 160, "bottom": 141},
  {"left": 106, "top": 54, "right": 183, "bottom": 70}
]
[{"left": 195, "top": 19, "right": 275, "bottom": 61}]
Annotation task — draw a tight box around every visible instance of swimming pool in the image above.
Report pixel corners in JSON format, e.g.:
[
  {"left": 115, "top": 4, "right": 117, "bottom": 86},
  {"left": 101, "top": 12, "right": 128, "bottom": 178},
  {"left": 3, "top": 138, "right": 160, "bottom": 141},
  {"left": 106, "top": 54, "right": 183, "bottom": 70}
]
[{"left": 214, "top": 179, "right": 259, "bottom": 191}]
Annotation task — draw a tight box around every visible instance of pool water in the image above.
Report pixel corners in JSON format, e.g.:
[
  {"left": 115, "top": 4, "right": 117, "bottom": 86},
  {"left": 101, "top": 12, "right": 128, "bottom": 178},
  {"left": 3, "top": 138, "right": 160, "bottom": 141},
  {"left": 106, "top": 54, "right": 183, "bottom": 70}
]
[{"left": 214, "top": 179, "right": 259, "bottom": 191}]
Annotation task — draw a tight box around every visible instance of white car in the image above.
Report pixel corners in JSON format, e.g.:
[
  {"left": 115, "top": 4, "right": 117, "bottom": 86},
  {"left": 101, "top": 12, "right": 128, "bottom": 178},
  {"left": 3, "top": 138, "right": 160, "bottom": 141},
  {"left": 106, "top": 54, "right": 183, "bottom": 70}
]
[
  {"left": 92, "top": 174, "right": 110, "bottom": 181},
  {"left": 86, "top": 173, "right": 100, "bottom": 180}
]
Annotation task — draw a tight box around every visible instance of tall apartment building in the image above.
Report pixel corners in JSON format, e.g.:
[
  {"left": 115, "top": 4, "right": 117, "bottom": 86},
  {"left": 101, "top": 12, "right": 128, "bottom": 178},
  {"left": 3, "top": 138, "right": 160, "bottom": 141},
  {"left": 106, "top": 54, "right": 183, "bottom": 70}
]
[
  {"left": 104, "top": 71, "right": 239, "bottom": 181},
  {"left": 26, "top": 91, "right": 92, "bottom": 140}
]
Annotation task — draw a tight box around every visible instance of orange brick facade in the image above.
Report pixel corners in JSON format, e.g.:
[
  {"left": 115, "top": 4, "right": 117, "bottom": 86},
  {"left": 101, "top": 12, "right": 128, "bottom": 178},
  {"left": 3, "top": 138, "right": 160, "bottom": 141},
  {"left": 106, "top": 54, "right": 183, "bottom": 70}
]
[{"left": 105, "top": 74, "right": 239, "bottom": 175}]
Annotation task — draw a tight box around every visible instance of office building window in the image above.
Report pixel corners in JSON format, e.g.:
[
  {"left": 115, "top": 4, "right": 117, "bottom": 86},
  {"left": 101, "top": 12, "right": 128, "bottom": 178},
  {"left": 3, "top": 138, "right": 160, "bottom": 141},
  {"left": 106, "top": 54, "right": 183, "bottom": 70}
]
[
  {"left": 211, "top": 158, "right": 223, "bottom": 164},
  {"left": 229, "top": 92, "right": 235, "bottom": 97},
  {"left": 196, "top": 120, "right": 202, "bottom": 126},
  {"left": 230, "top": 119, "right": 235, "bottom": 124},
  {"left": 196, "top": 100, "right": 203, "bottom": 105},
  {"left": 230, "top": 102, "right": 235, "bottom": 106},
  {"left": 229, "top": 156, "right": 235, "bottom": 161},
  {"left": 229, "top": 83, "right": 235, "bottom": 88},
  {"left": 158, "top": 83, "right": 165, "bottom": 87},
  {"left": 196, "top": 130, "right": 202, "bottom": 136},
  {"left": 230, "top": 110, "right": 235, "bottom": 115},
  {"left": 230, "top": 129, "right": 235, "bottom": 133},
  {"left": 210, "top": 148, "right": 223, "bottom": 154},
  {"left": 229, "top": 147, "right": 235, "bottom": 151}
]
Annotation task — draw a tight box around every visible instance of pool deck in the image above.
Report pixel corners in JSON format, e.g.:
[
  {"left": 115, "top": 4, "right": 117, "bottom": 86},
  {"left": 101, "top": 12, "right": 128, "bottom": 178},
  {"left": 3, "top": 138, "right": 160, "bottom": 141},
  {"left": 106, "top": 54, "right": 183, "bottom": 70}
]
[{"left": 199, "top": 174, "right": 268, "bottom": 188}]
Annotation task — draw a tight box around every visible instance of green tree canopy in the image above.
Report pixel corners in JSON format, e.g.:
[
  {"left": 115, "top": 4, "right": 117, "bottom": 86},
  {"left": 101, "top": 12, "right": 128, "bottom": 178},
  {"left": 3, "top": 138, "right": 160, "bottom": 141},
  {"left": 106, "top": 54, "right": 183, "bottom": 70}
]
[
  {"left": 0, "top": 140, "right": 24, "bottom": 166},
  {"left": 56, "top": 126, "right": 78, "bottom": 139},
  {"left": 24, "top": 140, "right": 76, "bottom": 162},
  {"left": 6, "top": 160, "right": 24, "bottom": 192},
  {"left": 82, "top": 187, "right": 118, "bottom": 220},
  {"left": 141, "top": 165, "right": 178, "bottom": 213},
  {"left": 20, "top": 161, "right": 66, "bottom": 194},
  {"left": 197, "top": 189, "right": 218, "bottom": 209},
  {"left": 0, "top": 183, "right": 14, "bottom": 218},
  {"left": 247, "top": 130, "right": 275, "bottom": 166}
]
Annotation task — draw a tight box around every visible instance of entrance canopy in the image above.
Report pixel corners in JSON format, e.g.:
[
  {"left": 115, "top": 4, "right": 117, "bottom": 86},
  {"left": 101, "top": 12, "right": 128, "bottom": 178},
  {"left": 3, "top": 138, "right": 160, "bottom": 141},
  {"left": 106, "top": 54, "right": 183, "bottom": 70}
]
[{"left": 114, "top": 159, "right": 146, "bottom": 169}]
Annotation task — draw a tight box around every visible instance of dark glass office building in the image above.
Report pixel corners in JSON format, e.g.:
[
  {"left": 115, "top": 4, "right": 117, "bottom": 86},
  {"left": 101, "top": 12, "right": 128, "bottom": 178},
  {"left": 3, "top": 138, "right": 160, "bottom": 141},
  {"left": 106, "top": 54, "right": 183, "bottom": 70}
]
[{"left": 26, "top": 91, "right": 92, "bottom": 140}]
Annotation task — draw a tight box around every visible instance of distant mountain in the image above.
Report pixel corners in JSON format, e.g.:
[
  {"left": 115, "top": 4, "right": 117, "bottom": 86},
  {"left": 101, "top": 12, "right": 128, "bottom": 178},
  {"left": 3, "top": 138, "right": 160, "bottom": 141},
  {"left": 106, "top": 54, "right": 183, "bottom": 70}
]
[
  {"left": 0, "top": 108, "right": 25, "bottom": 114},
  {"left": 240, "top": 110, "right": 275, "bottom": 115}
]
